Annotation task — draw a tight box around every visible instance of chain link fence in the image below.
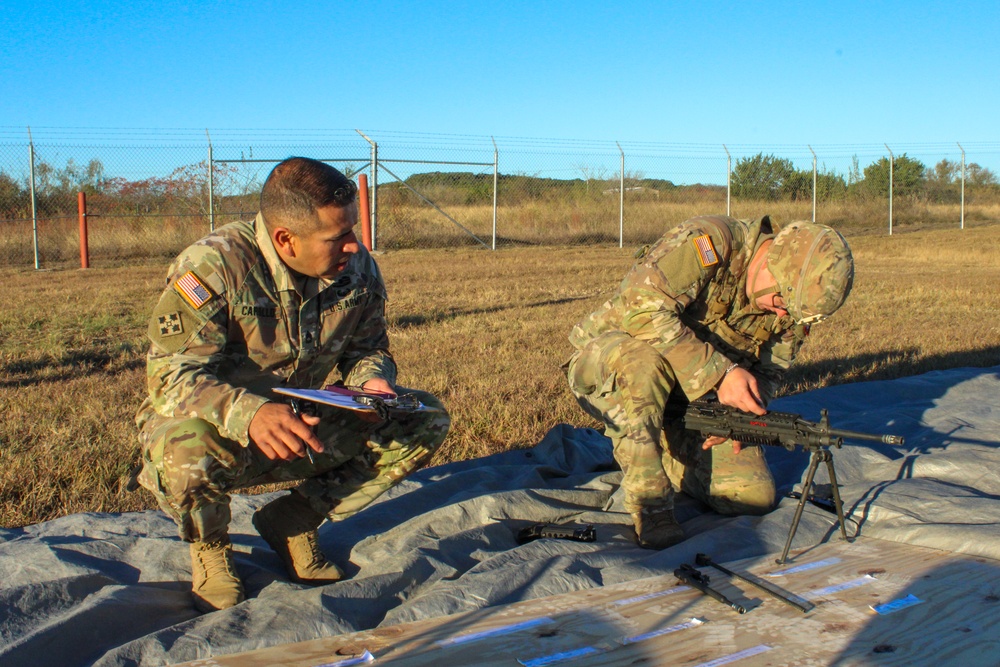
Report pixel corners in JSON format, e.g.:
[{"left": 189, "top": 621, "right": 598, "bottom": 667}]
[{"left": 2, "top": 131, "right": 998, "bottom": 268}]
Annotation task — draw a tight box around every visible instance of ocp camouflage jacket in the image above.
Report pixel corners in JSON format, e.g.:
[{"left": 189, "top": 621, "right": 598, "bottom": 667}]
[
  {"left": 136, "top": 213, "right": 395, "bottom": 446},
  {"left": 569, "top": 215, "right": 809, "bottom": 404}
]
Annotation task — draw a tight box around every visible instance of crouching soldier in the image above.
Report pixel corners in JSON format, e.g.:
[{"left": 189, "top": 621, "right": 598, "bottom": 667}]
[
  {"left": 135, "top": 157, "right": 450, "bottom": 612},
  {"left": 566, "top": 215, "right": 853, "bottom": 549}
]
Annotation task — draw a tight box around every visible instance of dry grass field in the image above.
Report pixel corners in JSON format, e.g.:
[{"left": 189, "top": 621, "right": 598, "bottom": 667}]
[
  {"left": 4, "top": 198, "right": 997, "bottom": 265},
  {"left": 2, "top": 222, "right": 999, "bottom": 528}
]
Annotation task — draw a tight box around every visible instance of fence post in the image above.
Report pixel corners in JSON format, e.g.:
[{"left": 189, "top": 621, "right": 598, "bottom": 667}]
[
  {"left": 617, "top": 141, "right": 625, "bottom": 248},
  {"left": 492, "top": 137, "right": 498, "bottom": 251},
  {"left": 358, "top": 174, "right": 372, "bottom": 251},
  {"left": 808, "top": 145, "right": 817, "bottom": 222},
  {"left": 723, "top": 145, "right": 731, "bottom": 217},
  {"left": 885, "top": 144, "right": 894, "bottom": 235},
  {"left": 207, "top": 131, "right": 215, "bottom": 232},
  {"left": 372, "top": 141, "right": 378, "bottom": 250},
  {"left": 28, "top": 130, "right": 40, "bottom": 270},
  {"left": 78, "top": 191, "right": 90, "bottom": 269},
  {"left": 354, "top": 129, "right": 378, "bottom": 250},
  {"left": 957, "top": 142, "right": 965, "bottom": 230},
  {"left": 356, "top": 130, "right": 379, "bottom": 251}
]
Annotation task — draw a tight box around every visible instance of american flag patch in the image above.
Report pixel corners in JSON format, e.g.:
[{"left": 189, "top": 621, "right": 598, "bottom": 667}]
[
  {"left": 693, "top": 234, "right": 719, "bottom": 267},
  {"left": 174, "top": 271, "right": 213, "bottom": 309}
]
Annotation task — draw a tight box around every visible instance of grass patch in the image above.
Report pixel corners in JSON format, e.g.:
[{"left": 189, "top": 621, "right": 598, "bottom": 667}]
[{"left": 2, "top": 224, "right": 1000, "bottom": 527}]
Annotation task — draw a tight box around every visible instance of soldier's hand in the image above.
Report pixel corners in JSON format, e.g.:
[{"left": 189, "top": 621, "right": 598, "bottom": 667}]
[
  {"left": 716, "top": 367, "right": 766, "bottom": 416},
  {"left": 702, "top": 435, "right": 745, "bottom": 454},
  {"left": 249, "top": 402, "right": 324, "bottom": 461},
  {"left": 357, "top": 378, "right": 397, "bottom": 424}
]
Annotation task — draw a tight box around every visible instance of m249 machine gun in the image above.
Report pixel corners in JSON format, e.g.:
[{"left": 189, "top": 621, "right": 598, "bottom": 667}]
[{"left": 666, "top": 400, "right": 905, "bottom": 564}]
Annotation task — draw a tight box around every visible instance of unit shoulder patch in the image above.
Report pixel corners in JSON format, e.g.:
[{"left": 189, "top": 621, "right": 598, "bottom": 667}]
[
  {"left": 174, "top": 271, "right": 214, "bottom": 309},
  {"left": 693, "top": 234, "right": 719, "bottom": 267},
  {"left": 157, "top": 312, "right": 184, "bottom": 337}
]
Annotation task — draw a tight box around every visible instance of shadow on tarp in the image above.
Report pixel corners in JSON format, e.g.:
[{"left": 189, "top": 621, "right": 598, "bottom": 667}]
[
  {"left": 830, "top": 559, "right": 1000, "bottom": 666},
  {"left": 767, "top": 364, "right": 1000, "bottom": 499},
  {"left": 4, "top": 366, "right": 999, "bottom": 666},
  {"left": 768, "top": 364, "right": 1000, "bottom": 561}
]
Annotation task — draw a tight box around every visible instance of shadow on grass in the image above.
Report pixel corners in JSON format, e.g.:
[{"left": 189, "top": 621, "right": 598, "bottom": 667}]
[
  {"left": 392, "top": 295, "right": 595, "bottom": 329},
  {"left": 0, "top": 349, "right": 144, "bottom": 387},
  {"left": 782, "top": 345, "right": 1000, "bottom": 392}
]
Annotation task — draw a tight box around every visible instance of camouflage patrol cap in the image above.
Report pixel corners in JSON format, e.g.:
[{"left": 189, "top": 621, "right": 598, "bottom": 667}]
[{"left": 766, "top": 221, "right": 854, "bottom": 324}]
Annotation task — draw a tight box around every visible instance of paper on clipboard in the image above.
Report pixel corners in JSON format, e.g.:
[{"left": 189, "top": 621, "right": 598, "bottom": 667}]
[{"left": 272, "top": 385, "right": 441, "bottom": 414}]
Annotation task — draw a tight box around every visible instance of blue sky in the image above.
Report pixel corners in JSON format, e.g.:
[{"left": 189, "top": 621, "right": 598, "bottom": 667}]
[
  {"left": 3, "top": 1, "right": 998, "bottom": 142},
  {"left": 2, "top": 0, "right": 998, "bottom": 181}
]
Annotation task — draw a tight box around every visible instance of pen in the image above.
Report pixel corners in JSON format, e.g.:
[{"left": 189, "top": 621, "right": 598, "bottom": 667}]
[{"left": 290, "top": 399, "right": 317, "bottom": 465}]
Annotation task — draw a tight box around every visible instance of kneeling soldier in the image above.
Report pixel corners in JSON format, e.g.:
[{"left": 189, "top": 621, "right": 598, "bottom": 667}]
[
  {"left": 566, "top": 215, "right": 853, "bottom": 549},
  {"left": 136, "top": 158, "right": 449, "bottom": 612}
]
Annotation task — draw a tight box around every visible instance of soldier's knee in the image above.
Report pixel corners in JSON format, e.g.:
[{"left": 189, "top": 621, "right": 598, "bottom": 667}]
[
  {"left": 573, "top": 333, "right": 675, "bottom": 396},
  {"left": 613, "top": 338, "right": 673, "bottom": 388},
  {"left": 144, "top": 418, "right": 237, "bottom": 504},
  {"left": 404, "top": 389, "right": 451, "bottom": 454},
  {"left": 707, "top": 481, "right": 777, "bottom": 516}
]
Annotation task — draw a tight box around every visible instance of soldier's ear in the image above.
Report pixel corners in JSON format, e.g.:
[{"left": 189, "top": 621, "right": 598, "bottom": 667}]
[{"left": 272, "top": 227, "right": 298, "bottom": 259}]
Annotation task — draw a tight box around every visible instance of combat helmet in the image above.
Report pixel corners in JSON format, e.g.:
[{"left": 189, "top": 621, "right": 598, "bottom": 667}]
[{"left": 766, "top": 221, "right": 854, "bottom": 324}]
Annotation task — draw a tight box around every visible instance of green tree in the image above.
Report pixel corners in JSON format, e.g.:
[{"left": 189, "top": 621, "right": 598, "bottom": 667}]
[
  {"left": 925, "top": 158, "right": 960, "bottom": 203},
  {"left": 967, "top": 163, "right": 998, "bottom": 188},
  {"left": 777, "top": 169, "right": 807, "bottom": 201},
  {"left": 860, "top": 154, "right": 926, "bottom": 198},
  {"left": 54, "top": 158, "right": 107, "bottom": 195},
  {"left": 0, "top": 171, "right": 29, "bottom": 219},
  {"left": 815, "top": 170, "right": 848, "bottom": 201},
  {"left": 847, "top": 155, "right": 862, "bottom": 187},
  {"left": 930, "top": 158, "right": 958, "bottom": 184},
  {"left": 731, "top": 153, "right": 796, "bottom": 200}
]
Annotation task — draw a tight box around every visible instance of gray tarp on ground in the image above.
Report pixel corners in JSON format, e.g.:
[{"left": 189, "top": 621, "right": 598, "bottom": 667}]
[{"left": 2, "top": 366, "right": 999, "bottom": 666}]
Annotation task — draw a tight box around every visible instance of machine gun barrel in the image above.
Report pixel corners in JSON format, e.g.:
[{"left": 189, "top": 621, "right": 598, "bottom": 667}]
[
  {"left": 668, "top": 401, "right": 904, "bottom": 450},
  {"left": 827, "top": 428, "right": 905, "bottom": 446}
]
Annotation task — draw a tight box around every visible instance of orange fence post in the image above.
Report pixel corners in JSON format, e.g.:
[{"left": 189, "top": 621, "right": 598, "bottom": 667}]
[
  {"left": 357, "top": 174, "right": 372, "bottom": 251},
  {"left": 78, "top": 191, "right": 90, "bottom": 269}
]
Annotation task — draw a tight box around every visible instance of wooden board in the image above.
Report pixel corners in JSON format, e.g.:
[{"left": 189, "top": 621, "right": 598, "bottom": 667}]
[{"left": 178, "top": 537, "right": 1000, "bottom": 667}]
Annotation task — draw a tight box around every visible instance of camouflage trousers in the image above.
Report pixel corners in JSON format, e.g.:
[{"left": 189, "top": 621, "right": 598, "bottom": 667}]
[
  {"left": 567, "top": 332, "right": 775, "bottom": 516},
  {"left": 137, "top": 388, "right": 450, "bottom": 543}
]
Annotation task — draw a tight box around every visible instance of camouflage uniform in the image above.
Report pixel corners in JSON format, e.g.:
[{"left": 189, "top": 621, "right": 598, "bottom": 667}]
[
  {"left": 136, "top": 213, "right": 450, "bottom": 543},
  {"left": 567, "top": 215, "right": 813, "bottom": 517}
]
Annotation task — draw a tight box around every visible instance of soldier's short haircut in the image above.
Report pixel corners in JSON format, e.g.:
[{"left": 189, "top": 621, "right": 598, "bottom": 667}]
[{"left": 260, "top": 157, "right": 357, "bottom": 234}]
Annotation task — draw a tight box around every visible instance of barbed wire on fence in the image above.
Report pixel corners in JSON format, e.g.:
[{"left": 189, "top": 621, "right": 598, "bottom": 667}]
[{"left": 1, "top": 130, "right": 999, "bottom": 268}]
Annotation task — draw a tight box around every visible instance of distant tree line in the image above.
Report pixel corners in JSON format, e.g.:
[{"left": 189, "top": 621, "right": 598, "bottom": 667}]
[
  {"left": 2, "top": 153, "right": 998, "bottom": 222},
  {"left": 0, "top": 159, "right": 251, "bottom": 221},
  {"left": 730, "top": 152, "right": 999, "bottom": 203},
  {"left": 384, "top": 171, "right": 724, "bottom": 207}
]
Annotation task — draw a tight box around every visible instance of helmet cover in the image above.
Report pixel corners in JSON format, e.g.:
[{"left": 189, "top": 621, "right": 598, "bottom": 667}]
[{"left": 766, "top": 221, "right": 854, "bottom": 324}]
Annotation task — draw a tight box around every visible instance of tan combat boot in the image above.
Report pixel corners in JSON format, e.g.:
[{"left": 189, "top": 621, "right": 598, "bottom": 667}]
[
  {"left": 631, "top": 506, "right": 685, "bottom": 550},
  {"left": 252, "top": 492, "right": 344, "bottom": 584},
  {"left": 190, "top": 538, "right": 245, "bottom": 613}
]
